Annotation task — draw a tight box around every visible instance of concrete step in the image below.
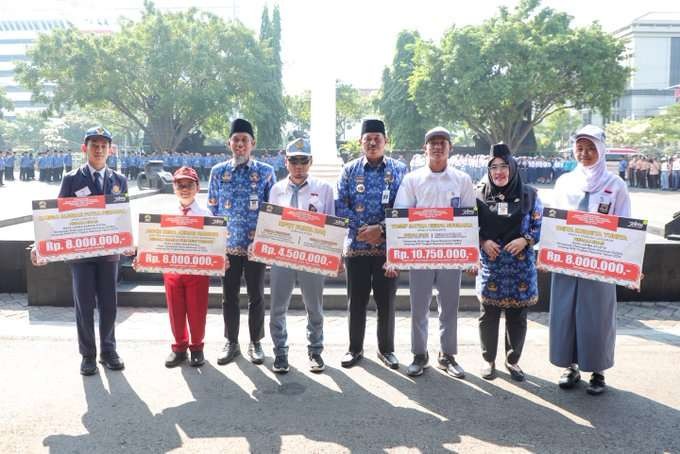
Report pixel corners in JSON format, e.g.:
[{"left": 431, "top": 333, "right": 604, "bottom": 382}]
[
  {"left": 117, "top": 283, "right": 481, "bottom": 311},
  {"left": 118, "top": 260, "right": 478, "bottom": 287}
]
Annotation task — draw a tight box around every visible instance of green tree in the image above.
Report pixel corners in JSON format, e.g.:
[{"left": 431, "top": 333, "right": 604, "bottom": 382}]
[
  {"left": 377, "top": 31, "right": 430, "bottom": 149},
  {"left": 534, "top": 109, "right": 582, "bottom": 152},
  {"left": 285, "top": 90, "right": 311, "bottom": 133},
  {"left": 247, "top": 4, "right": 285, "bottom": 148},
  {"left": 410, "top": 0, "right": 629, "bottom": 153},
  {"left": 16, "top": 2, "right": 266, "bottom": 152},
  {"left": 649, "top": 103, "right": 680, "bottom": 153},
  {"left": 0, "top": 87, "right": 13, "bottom": 118},
  {"left": 336, "top": 81, "right": 368, "bottom": 141},
  {"left": 1, "top": 112, "right": 48, "bottom": 150}
]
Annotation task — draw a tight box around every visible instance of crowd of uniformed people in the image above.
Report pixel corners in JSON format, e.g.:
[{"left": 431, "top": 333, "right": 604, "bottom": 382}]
[{"left": 29, "top": 119, "right": 634, "bottom": 399}]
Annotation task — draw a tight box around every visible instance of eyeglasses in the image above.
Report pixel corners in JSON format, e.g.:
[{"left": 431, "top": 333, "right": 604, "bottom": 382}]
[
  {"left": 175, "top": 182, "right": 196, "bottom": 190},
  {"left": 288, "top": 158, "right": 310, "bottom": 165},
  {"left": 489, "top": 164, "right": 510, "bottom": 172}
]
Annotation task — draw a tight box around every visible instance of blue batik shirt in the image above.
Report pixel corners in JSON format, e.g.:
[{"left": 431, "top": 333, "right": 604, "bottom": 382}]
[
  {"left": 208, "top": 158, "right": 275, "bottom": 255},
  {"left": 335, "top": 155, "right": 407, "bottom": 256}
]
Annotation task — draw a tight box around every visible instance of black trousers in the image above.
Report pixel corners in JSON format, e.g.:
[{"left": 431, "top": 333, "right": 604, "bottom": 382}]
[
  {"left": 70, "top": 260, "right": 119, "bottom": 357},
  {"left": 222, "top": 254, "right": 266, "bottom": 343},
  {"left": 478, "top": 304, "right": 528, "bottom": 364},
  {"left": 345, "top": 255, "right": 398, "bottom": 354}
]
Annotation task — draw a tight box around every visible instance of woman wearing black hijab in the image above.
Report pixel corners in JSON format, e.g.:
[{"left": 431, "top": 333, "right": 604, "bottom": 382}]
[{"left": 475, "top": 144, "right": 543, "bottom": 381}]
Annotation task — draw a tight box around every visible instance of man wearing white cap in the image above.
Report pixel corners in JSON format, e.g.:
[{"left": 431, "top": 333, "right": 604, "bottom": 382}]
[
  {"left": 394, "top": 127, "right": 476, "bottom": 378},
  {"left": 267, "top": 138, "right": 335, "bottom": 373}
]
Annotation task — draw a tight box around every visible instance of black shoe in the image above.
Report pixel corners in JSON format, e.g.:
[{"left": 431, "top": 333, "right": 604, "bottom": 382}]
[
  {"left": 309, "top": 352, "right": 325, "bottom": 373},
  {"left": 558, "top": 367, "right": 581, "bottom": 389},
  {"left": 217, "top": 342, "right": 240, "bottom": 365},
  {"left": 165, "top": 351, "right": 187, "bottom": 368},
  {"left": 377, "top": 351, "right": 399, "bottom": 370},
  {"left": 248, "top": 342, "right": 265, "bottom": 365},
  {"left": 505, "top": 361, "right": 525, "bottom": 382},
  {"left": 437, "top": 352, "right": 465, "bottom": 379},
  {"left": 190, "top": 351, "right": 205, "bottom": 367},
  {"left": 586, "top": 373, "right": 606, "bottom": 395},
  {"left": 99, "top": 351, "right": 125, "bottom": 371},
  {"left": 406, "top": 353, "right": 429, "bottom": 377},
  {"left": 80, "top": 356, "right": 97, "bottom": 376},
  {"left": 272, "top": 354, "right": 289, "bottom": 374},
  {"left": 340, "top": 351, "right": 363, "bottom": 368},
  {"left": 481, "top": 361, "right": 496, "bottom": 380}
]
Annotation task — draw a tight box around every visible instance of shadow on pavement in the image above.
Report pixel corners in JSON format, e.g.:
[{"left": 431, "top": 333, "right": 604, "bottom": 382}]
[
  {"left": 39, "top": 353, "right": 680, "bottom": 453},
  {"left": 43, "top": 368, "right": 182, "bottom": 453}
]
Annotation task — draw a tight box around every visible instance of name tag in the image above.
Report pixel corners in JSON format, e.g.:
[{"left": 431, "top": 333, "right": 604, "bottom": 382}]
[
  {"left": 381, "top": 189, "right": 390, "bottom": 204},
  {"left": 497, "top": 202, "right": 509, "bottom": 216},
  {"left": 597, "top": 195, "right": 612, "bottom": 214},
  {"left": 75, "top": 186, "right": 92, "bottom": 197},
  {"left": 249, "top": 194, "right": 259, "bottom": 211}
]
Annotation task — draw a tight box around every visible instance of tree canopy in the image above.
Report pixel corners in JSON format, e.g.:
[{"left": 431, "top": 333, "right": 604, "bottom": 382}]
[
  {"left": 409, "top": 0, "right": 629, "bottom": 152},
  {"left": 16, "top": 2, "right": 270, "bottom": 152},
  {"left": 336, "top": 81, "right": 369, "bottom": 141},
  {"left": 606, "top": 103, "right": 680, "bottom": 155},
  {"left": 377, "top": 31, "right": 430, "bottom": 150},
  {"left": 285, "top": 90, "right": 311, "bottom": 135},
  {"left": 247, "top": 5, "right": 285, "bottom": 148},
  {"left": 0, "top": 87, "right": 13, "bottom": 118}
]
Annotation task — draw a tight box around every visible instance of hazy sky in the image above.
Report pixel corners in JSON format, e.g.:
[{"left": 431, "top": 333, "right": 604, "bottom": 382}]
[{"left": 2, "top": 0, "right": 679, "bottom": 93}]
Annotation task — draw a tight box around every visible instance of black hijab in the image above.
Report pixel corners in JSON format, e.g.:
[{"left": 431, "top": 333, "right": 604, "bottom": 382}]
[{"left": 476, "top": 144, "right": 537, "bottom": 244}]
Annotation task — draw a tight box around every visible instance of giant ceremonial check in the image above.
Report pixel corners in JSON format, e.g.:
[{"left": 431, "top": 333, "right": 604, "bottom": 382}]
[
  {"left": 385, "top": 207, "right": 480, "bottom": 270},
  {"left": 135, "top": 213, "right": 227, "bottom": 276},
  {"left": 537, "top": 208, "right": 647, "bottom": 289},
  {"left": 32, "top": 195, "right": 133, "bottom": 262},
  {"left": 251, "top": 203, "right": 349, "bottom": 277}
]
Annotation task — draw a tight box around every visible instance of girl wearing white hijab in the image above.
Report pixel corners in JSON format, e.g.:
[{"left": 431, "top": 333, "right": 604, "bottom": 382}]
[{"left": 549, "top": 125, "right": 631, "bottom": 396}]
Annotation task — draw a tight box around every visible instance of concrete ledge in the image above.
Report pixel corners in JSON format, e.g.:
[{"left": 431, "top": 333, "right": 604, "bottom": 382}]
[
  {"left": 116, "top": 283, "right": 482, "bottom": 311},
  {"left": 0, "top": 241, "right": 32, "bottom": 293},
  {"left": 17, "top": 242, "right": 680, "bottom": 307}
]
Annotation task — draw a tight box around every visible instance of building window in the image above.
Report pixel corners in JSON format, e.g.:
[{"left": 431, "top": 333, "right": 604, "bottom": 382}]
[{"left": 671, "top": 37, "right": 680, "bottom": 87}]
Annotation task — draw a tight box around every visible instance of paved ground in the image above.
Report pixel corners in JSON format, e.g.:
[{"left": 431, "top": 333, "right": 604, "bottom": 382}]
[{"left": 1, "top": 293, "right": 679, "bottom": 453}]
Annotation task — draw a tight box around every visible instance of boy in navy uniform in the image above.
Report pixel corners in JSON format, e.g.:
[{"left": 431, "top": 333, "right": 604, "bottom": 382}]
[{"left": 32, "top": 127, "right": 132, "bottom": 376}]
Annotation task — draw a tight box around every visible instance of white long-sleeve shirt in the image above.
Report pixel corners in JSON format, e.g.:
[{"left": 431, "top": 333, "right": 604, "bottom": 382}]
[
  {"left": 394, "top": 165, "right": 476, "bottom": 209},
  {"left": 552, "top": 172, "right": 631, "bottom": 217},
  {"left": 179, "top": 199, "right": 212, "bottom": 217},
  {"left": 268, "top": 176, "right": 335, "bottom": 215}
]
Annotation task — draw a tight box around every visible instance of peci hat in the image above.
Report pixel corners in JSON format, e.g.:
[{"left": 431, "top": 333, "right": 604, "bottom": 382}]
[
  {"left": 361, "top": 119, "right": 386, "bottom": 136},
  {"left": 286, "top": 138, "right": 312, "bottom": 157},
  {"left": 424, "top": 126, "right": 451, "bottom": 144},
  {"left": 229, "top": 118, "right": 254, "bottom": 139},
  {"left": 173, "top": 166, "right": 199, "bottom": 183},
  {"left": 83, "top": 126, "right": 112, "bottom": 143},
  {"left": 490, "top": 143, "right": 512, "bottom": 160}
]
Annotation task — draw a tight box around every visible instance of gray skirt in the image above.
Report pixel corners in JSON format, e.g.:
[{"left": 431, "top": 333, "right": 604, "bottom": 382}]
[{"left": 549, "top": 273, "right": 617, "bottom": 372}]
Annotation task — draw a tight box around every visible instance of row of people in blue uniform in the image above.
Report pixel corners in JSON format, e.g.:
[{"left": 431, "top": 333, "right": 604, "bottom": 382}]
[{"left": 0, "top": 151, "right": 73, "bottom": 182}]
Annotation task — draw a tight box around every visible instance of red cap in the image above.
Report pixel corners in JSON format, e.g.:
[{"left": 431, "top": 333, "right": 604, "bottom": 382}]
[{"left": 173, "top": 166, "right": 199, "bottom": 183}]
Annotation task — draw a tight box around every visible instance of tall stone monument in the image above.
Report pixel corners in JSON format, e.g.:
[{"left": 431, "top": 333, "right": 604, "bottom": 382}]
[{"left": 308, "top": 13, "right": 344, "bottom": 184}]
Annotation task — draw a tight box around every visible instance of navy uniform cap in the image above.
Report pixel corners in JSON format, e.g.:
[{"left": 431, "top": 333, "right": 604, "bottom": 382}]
[{"left": 84, "top": 126, "right": 112, "bottom": 143}]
